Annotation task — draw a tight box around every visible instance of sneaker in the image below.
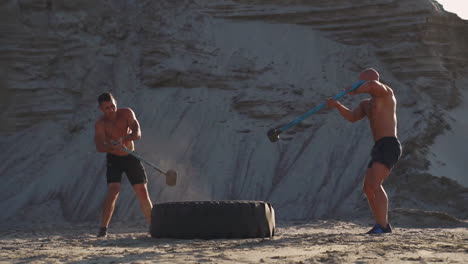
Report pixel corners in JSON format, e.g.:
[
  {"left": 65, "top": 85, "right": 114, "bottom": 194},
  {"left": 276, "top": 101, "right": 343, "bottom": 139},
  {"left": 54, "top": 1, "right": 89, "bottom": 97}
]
[
  {"left": 97, "top": 227, "right": 108, "bottom": 237},
  {"left": 366, "top": 223, "right": 392, "bottom": 234},
  {"left": 384, "top": 223, "right": 393, "bottom": 233}
]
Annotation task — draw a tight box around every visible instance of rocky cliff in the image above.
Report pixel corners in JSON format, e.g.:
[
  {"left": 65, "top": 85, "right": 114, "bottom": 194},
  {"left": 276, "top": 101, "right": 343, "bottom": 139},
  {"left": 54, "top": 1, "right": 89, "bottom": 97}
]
[{"left": 0, "top": 0, "right": 467, "bottom": 225}]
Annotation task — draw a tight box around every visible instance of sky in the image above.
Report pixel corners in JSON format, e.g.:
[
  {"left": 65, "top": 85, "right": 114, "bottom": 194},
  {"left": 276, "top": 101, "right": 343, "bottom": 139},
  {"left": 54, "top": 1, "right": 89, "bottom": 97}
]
[{"left": 436, "top": 0, "right": 468, "bottom": 19}]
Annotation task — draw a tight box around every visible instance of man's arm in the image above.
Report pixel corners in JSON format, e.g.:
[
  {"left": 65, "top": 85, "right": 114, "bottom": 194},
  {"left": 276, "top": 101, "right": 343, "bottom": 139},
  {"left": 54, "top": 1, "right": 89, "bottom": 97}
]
[
  {"left": 95, "top": 121, "right": 117, "bottom": 152},
  {"left": 123, "top": 108, "right": 141, "bottom": 142},
  {"left": 327, "top": 98, "right": 368, "bottom": 123},
  {"left": 348, "top": 80, "right": 391, "bottom": 97}
]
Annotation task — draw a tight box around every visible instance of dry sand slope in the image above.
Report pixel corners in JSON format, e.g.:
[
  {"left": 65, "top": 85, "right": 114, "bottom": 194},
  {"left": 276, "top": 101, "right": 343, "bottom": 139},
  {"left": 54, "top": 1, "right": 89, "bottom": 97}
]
[
  {"left": 1, "top": 0, "right": 468, "bottom": 225},
  {"left": 1, "top": 217, "right": 466, "bottom": 264}
]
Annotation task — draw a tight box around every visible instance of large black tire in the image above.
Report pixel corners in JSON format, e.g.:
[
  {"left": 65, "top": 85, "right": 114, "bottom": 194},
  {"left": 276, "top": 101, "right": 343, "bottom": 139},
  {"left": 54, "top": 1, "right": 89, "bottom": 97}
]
[{"left": 150, "top": 200, "right": 275, "bottom": 239}]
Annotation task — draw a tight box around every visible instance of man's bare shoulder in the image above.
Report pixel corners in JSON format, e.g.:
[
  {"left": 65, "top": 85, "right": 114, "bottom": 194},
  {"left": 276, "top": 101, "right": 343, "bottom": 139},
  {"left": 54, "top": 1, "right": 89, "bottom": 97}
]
[
  {"left": 369, "top": 80, "right": 394, "bottom": 96},
  {"left": 382, "top": 83, "right": 395, "bottom": 95},
  {"left": 117, "top": 107, "right": 134, "bottom": 116}
]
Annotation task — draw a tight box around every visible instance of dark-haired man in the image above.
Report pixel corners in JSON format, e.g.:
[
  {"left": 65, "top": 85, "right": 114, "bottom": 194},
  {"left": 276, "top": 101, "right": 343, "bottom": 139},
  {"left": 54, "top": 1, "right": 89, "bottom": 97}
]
[
  {"left": 94, "top": 92, "right": 153, "bottom": 237},
  {"left": 327, "top": 68, "right": 402, "bottom": 234}
]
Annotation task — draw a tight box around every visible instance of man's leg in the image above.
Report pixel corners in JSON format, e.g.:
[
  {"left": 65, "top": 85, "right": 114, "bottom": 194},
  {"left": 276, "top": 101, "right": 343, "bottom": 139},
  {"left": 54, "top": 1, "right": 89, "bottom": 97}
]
[
  {"left": 363, "top": 169, "right": 378, "bottom": 220},
  {"left": 133, "top": 183, "right": 153, "bottom": 224},
  {"left": 363, "top": 162, "right": 391, "bottom": 227},
  {"left": 101, "top": 183, "right": 121, "bottom": 228}
]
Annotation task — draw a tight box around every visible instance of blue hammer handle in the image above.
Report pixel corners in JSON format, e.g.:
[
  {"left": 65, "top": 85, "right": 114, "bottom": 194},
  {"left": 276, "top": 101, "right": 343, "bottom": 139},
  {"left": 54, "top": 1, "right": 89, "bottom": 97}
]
[{"left": 278, "top": 80, "right": 366, "bottom": 132}]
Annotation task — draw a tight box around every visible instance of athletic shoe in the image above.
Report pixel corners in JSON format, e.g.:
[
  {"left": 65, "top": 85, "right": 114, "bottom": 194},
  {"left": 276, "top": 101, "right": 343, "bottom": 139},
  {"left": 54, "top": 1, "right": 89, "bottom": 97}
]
[
  {"left": 97, "top": 227, "right": 108, "bottom": 237},
  {"left": 366, "top": 223, "right": 392, "bottom": 234}
]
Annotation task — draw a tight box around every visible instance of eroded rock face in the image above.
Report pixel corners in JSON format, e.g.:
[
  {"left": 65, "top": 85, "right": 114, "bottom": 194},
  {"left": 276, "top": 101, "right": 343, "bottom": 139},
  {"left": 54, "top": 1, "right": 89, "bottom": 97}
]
[{"left": 0, "top": 0, "right": 467, "bottom": 224}]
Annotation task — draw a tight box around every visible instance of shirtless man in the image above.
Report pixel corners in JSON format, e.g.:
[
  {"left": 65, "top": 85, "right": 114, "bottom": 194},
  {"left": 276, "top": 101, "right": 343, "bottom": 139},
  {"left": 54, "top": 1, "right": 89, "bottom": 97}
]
[
  {"left": 327, "top": 68, "right": 402, "bottom": 234},
  {"left": 94, "top": 92, "right": 153, "bottom": 237}
]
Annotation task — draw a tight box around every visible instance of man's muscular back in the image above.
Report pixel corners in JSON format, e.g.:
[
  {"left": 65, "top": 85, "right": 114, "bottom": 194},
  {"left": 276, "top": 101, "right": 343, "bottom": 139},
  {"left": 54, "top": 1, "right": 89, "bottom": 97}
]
[{"left": 359, "top": 82, "right": 397, "bottom": 141}]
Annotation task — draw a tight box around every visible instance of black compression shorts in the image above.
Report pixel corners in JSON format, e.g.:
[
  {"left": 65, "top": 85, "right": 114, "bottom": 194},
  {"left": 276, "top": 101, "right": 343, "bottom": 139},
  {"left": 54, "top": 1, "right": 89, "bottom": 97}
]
[
  {"left": 368, "top": 137, "right": 402, "bottom": 170},
  {"left": 106, "top": 153, "right": 148, "bottom": 185}
]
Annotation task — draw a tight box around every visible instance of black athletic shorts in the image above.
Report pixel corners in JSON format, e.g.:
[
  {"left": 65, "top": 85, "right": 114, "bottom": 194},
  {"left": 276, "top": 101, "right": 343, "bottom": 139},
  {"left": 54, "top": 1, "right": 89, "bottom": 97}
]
[
  {"left": 368, "top": 137, "right": 402, "bottom": 169},
  {"left": 106, "top": 153, "right": 148, "bottom": 185}
]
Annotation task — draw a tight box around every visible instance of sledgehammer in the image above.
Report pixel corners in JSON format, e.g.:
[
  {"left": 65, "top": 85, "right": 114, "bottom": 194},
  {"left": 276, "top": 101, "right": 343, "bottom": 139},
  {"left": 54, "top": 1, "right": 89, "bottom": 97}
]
[
  {"left": 110, "top": 140, "right": 177, "bottom": 186},
  {"left": 267, "top": 80, "right": 366, "bottom": 142}
]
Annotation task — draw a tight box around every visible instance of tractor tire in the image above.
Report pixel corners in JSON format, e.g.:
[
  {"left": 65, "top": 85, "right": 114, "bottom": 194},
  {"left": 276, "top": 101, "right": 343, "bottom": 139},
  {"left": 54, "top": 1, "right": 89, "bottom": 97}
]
[{"left": 150, "top": 200, "right": 275, "bottom": 239}]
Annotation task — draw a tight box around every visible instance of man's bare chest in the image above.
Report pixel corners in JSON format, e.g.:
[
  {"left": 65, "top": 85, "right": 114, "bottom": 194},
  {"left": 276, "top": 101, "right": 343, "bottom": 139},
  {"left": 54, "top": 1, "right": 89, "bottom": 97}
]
[{"left": 103, "top": 119, "right": 129, "bottom": 136}]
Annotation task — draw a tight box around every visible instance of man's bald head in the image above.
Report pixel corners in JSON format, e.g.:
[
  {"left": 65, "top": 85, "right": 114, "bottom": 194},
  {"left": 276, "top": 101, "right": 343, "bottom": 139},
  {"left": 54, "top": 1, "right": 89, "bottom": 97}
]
[{"left": 359, "top": 68, "right": 380, "bottom": 82}]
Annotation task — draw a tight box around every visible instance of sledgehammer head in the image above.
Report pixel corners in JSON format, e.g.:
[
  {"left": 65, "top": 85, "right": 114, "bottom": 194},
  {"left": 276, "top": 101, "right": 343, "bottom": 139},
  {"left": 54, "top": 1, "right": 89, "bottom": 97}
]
[
  {"left": 165, "top": 170, "right": 177, "bottom": 186},
  {"left": 267, "top": 128, "right": 281, "bottom": 143}
]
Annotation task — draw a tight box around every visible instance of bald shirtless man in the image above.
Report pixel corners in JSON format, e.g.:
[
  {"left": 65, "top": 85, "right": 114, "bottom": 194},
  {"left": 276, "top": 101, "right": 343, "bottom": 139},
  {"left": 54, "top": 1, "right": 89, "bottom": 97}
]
[
  {"left": 327, "top": 68, "right": 402, "bottom": 234},
  {"left": 94, "top": 92, "right": 153, "bottom": 237}
]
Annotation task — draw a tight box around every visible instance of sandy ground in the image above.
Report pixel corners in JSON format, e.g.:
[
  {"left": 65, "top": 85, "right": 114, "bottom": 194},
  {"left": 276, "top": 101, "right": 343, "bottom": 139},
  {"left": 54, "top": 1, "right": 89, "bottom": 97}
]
[{"left": 1, "top": 219, "right": 466, "bottom": 264}]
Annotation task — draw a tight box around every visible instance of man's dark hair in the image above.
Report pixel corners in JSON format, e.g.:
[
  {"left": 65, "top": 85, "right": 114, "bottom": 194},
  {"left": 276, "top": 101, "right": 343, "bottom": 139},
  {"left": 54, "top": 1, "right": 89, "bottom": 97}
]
[{"left": 98, "top": 92, "right": 115, "bottom": 105}]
